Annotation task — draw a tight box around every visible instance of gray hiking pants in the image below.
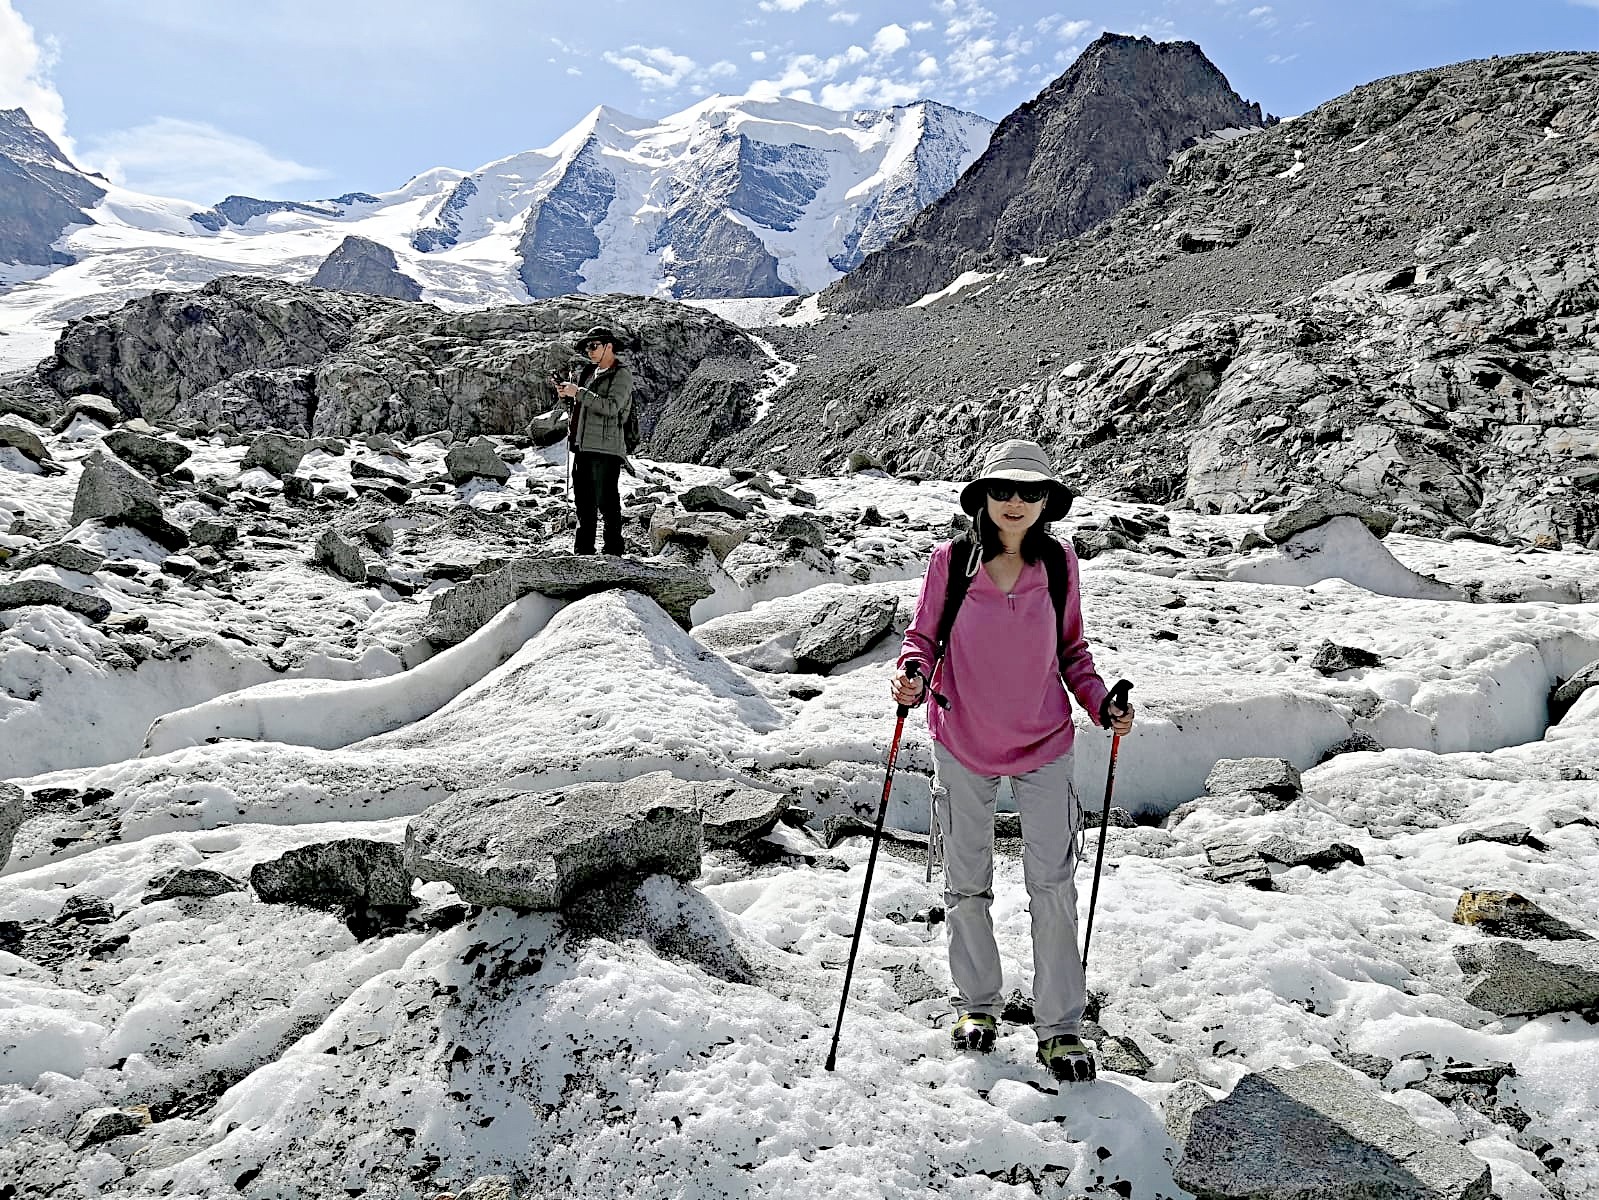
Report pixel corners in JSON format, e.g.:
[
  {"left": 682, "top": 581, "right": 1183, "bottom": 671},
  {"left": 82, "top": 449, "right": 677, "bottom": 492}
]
[{"left": 933, "top": 741, "right": 1085, "bottom": 1040}]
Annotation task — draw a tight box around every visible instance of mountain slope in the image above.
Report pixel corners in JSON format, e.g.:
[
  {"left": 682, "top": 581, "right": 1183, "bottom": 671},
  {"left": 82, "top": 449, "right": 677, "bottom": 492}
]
[
  {"left": 722, "top": 50, "right": 1599, "bottom": 547},
  {"left": 0, "top": 108, "right": 106, "bottom": 271},
  {"left": 822, "top": 34, "right": 1266, "bottom": 312}
]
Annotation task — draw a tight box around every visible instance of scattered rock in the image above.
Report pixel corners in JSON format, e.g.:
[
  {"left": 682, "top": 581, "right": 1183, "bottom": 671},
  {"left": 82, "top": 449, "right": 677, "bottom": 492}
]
[
  {"left": 0, "top": 579, "right": 112, "bottom": 622},
  {"left": 1332, "top": 1049, "right": 1394, "bottom": 1081},
  {"left": 1254, "top": 835, "right": 1365, "bottom": 871},
  {"left": 1204, "top": 757, "right": 1302, "bottom": 803},
  {"left": 0, "top": 782, "right": 24, "bottom": 871},
  {"left": 680, "top": 484, "right": 753, "bottom": 519},
  {"left": 793, "top": 590, "right": 899, "bottom": 672},
  {"left": 1163, "top": 1080, "right": 1216, "bottom": 1147},
  {"left": 1551, "top": 660, "right": 1599, "bottom": 722},
  {"left": 102, "top": 428, "right": 192, "bottom": 475},
  {"left": 1456, "top": 824, "right": 1544, "bottom": 851},
  {"left": 240, "top": 432, "right": 312, "bottom": 477},
  {"left": 423, "top": 554, "right": 713, "bottom": 645},
  {"left": 0, "top": 421, "right": 52, "bottom": 464},
  {"left": 1452, "top": 890, "right": 1590, "bottom": 941},
  {"left": 1454, "top": 939, "right": 1599, "bottom": 1017},
  {"left": 313, "top": 527, "right": 375, "bottom": 584},
  {"left": 70, "top": 451, "right": 189, "bottom": 549},
  {"left": 250, "top": 839, "right": 415, "bottom": 909},
  {"left": 51, "top": 395, "right": 121, "bottom": 432},
  {"left": 142, "top": 867, "right": 246, "bottom": 904},
  {"left": 403, "top": 773, "right": 704, "bottom": 910},
  {"left": 1173, "top": 1061, "right": 1492, "bottom": 1200},
  {"left": 445, "top": 437, "right": 512, "bottom": 484},
  {"left": 189, "top": 519, "right": 239, "bottom": 549},
  {"left": 1264, "top": 494, "right": 1396, "bottom": 543},
  {"left": 697, "top": 781, "right": 787, "bottom": 849},
  {"left": 9, "top": 541, "right": 105, "bottom": 574},
  {"left": 1310, "top": 640, "right": 1383, "bottom": 675},
  {"left": 69, "top": 1106, "right": 149, "bottom": 1151},
  {"left": 1316, "top": 730, "right": 1383, "bottom": 763}
]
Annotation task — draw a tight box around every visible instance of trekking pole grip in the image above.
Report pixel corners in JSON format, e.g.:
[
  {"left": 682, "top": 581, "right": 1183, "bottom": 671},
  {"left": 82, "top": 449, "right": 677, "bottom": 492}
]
[
  {"left": 896, "top": 660, "right": 922, "bottom": 719},
  {"left": 1108, "top": 678, "right": 1132, "bottom": 719}
]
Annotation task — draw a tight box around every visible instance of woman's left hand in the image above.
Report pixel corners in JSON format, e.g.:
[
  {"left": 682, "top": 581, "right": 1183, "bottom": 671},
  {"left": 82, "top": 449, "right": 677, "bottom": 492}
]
[{"left": 1101, "top": 696, "right": 1134, "bottom": 736}]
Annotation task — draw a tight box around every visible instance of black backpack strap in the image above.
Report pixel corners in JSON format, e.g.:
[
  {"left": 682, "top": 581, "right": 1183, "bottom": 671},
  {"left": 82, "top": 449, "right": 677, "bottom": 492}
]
[
  {"left": 935, "top": 534, "right": 981, "bottom": 662},
  {"left": 1041, "top": 537, "right": 1071, "bottom": 673}
]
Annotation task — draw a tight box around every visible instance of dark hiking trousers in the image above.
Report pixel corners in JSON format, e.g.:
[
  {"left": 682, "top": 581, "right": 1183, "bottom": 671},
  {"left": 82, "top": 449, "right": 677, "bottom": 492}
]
[{"left": 573, "top": 449, "right": 624, "bottom": 555}]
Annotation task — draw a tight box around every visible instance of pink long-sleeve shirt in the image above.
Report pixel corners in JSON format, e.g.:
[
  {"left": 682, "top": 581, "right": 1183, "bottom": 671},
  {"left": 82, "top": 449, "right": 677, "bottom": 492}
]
[{"left": 898, "top": 539, "right": 1110, "bottom": 777}]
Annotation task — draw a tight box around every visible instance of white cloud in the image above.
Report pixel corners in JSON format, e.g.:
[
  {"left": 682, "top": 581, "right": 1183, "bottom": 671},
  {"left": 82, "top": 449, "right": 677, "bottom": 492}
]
[
  {"left": 603, "top": 44, "right": 698, "bottom": 91},
  {"left": 758, "top": 0, "right": 814, "bottom": 10},
  {"left": 1248, "top": 5, "right": 1279, "bottom": 26},
  {"left": 750, "top": 50, "right": 768, "bottom": 62},
  {"left": 1265, "top": 52, "right": 1300, "bottom": 64},
  {"left": 911, "top": 20, "right": 933, "bottom": 31},
  {"left": 79, "top": 118, "right": 325, "bottom": 205},
  {"left": 871, "top": 24, "right": 910, "bottom": 56},
  {"left": 0, "top": 0, "right": 72, "bottom": 154},
  {"left": 915, "top": 55, "right": 940, "bottom": 77},
  {"left": 1056, "top": 19, "right": 1094, "bottom": 40},
  {"left": 829, "top": 10, "right": 862, "bottom": 23},
  {"left": 818, "top": 74, "right": 924, "bottom": 109},
  {"left": 708, "top": 61, "right": 738, "bottom": 79}
]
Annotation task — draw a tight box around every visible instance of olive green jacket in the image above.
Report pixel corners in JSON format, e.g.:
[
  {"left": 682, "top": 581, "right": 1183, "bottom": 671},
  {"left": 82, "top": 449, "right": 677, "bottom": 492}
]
[{"left": 570, "top": 362, "right": 633, "bottom": 458}]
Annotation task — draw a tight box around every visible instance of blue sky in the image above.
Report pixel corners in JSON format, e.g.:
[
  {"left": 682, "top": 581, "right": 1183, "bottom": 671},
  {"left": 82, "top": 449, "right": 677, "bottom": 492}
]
[{"left": 2, "top": 0, "right": 1595, "bottom": 205}]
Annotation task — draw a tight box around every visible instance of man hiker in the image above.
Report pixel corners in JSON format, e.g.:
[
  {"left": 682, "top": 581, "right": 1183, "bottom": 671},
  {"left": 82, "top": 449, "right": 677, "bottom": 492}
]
[{"left": 556, "top": 325, "right": 633, "bottom": 556}]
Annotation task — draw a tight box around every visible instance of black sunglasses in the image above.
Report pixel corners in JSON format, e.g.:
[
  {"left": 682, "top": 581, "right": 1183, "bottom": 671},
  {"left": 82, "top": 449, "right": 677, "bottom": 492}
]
[
  {"left": 581, "top": 341, "right": 605, "bottom": 353},
  {"left": 986, "top": 482, "right": 1050, "bottom": 504}
]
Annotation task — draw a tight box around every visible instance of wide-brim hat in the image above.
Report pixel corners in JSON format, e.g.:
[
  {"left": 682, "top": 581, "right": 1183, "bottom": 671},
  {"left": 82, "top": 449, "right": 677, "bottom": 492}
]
[
  {"left": 576, "top": 325, "right": 614, "bottom": 351},
  {"left": 958, "top": 438, "right": 1074, "bottom": 522}
]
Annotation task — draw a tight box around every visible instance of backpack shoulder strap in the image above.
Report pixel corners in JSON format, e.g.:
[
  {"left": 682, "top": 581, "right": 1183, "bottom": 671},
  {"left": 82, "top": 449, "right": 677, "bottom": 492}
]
[
  {"left": 934, "top": 534, "right": 980, "bottom": 662},
  {"left": 1041, "top": 536, "right": 1071, "bottom": 668}
]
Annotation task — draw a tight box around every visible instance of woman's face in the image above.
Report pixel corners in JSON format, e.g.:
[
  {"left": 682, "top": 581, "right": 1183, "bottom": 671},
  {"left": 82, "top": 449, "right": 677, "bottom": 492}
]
[{"left": 984, "top": 481, "right": 1046, "bottom": 536}]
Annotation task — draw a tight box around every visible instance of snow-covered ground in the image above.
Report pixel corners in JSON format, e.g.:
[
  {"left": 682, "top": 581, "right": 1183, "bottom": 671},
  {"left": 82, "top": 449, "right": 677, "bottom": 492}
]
[{"left": 2, "top": 410, "right": 1598, "bottom": 1198}]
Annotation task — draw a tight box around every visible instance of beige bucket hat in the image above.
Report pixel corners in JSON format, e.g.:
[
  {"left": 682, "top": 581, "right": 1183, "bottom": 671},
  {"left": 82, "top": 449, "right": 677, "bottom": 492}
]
[{"left": 958, "top": 438, "right": 1075, "bottom": 522}]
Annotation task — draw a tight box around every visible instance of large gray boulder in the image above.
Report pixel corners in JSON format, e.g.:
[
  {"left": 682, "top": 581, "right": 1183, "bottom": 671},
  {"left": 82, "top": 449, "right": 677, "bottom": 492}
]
[
  {"left": 1454, "top": 939, "right": 1599, "bottom": 1017},
  {"left": 250, "top": 839, "right": 415, "bottom": 909},
  {"left": 698, "top": 780, "right": 788, "bottom": 849},
  {"left": 0, "top": 782, "right": 24, "bottom": 872},
  {"left": 1173, "top": 1062, "right": 1492, "bottom": 1200},
  {"left": 423, "top": 553, "right": 713, "bottom": 645},
  {"left": 793, "top": 590, "right": 900, "bottom": 672},
  {"left": 1264, "top": 494, "right": 1396, "bottom": 543},
  {"left": 403, "top": 773, "right": 705, "bottom": 910},
  {"left": 69, "top": 451, "right": 188, "bottom": 550}
]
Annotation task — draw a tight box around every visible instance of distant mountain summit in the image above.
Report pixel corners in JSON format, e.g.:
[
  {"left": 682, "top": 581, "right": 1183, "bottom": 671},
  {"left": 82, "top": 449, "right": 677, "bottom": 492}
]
[
  {"left": 824, "top": 34, "right": 1267, "bottom": 311},
  {"left": 0, "top": 95, "right": 993, "bottom": 360},
  {"left": 409, "top": 96, "right": 995, "bottom": 299},
  {"left": 0, "top": 108, "right": 105, "bottom": 269}
]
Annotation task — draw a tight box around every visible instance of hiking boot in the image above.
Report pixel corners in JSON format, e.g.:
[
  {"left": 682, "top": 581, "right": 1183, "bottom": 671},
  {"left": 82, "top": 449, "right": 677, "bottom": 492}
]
[
  {"left": 1037, "top": 1034, "right": 1096, "bottom": 1083},
  {"left": 950, "top": 1013, "right": 997, "bottom": 1053}
]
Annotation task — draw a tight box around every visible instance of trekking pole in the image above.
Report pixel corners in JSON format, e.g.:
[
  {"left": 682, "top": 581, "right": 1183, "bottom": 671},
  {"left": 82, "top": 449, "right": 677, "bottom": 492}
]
[
  {"left": 825, "top": 662, "right": 920, "bottom": 1072},
  {"left": 1081, "top": 679, "right": 1132, "bottom": 973}
]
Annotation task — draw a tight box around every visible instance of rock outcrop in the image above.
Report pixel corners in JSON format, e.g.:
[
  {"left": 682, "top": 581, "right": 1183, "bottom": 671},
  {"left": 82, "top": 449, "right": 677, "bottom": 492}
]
[
  {"left": 310, "top": 235, "right": 423, "bottom": 301},
  {"left": 0, "top": 107, "right": 105, "bottom": 268}
]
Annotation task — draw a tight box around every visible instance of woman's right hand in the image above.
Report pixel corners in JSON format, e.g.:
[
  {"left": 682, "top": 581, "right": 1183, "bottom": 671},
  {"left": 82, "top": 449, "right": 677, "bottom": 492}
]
[{"left": 890, "top": 667, "right": 925, "bottom": 706}]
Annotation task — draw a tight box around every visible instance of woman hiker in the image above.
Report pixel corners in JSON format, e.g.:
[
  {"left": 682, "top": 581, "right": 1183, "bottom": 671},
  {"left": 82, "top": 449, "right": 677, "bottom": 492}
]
[
  {"left": 892, "top": 438, "right": 1134, "bottom": 1083},
  {"left": 556, "top": 325, "right": 633, "bottom": 556}
]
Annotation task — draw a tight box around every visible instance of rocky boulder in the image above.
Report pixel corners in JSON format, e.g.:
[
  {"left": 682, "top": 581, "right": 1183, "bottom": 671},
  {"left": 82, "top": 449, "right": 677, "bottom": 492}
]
[
  {"left": 69, "top": 451, "right": 188, "bottom": 550},
  {"left": 102, "top": 428, "right": 192, "bottom": 476},
  {"left": 1265, "top": 493, "right": 1396, "bottom": 543},
  {"left": 310, "top": 234, "right": 423, "bottom": 301},
  {"left": 1454, "top": 939, "right": 1599, "bottom": 1017},
  {"left": 792, "top": 590, "right": 900, "bottom": 672},
  {"left": 1174, "top": 1062, "right": 1492, "bottom": 1200},
  {"left": 1203, "top": 757, "right": 1302, "bottom": 804},
  {"left": 402, "top": 773, "right": 704, "bottom": 910},
  {"left": 444, "top": 437, "right": 511, "bottom": 484},
  {"left": 0, "top": 422, "right": 52, "bottom": 465},
  {"left": 241, "top": 432, "right": 312, "bottom": 477},
  {"left": 1452, "top": 890, "right": 1590, "bottom": 941},
  {"left": 423, "top": 553, "right": 714, "bottom": 646},
  {"left": 0, "top": 579, "right": 111, "bottom": 622},
  {"left": 0, "top": 782, "right": 23, "bottom": 872},
  {"left": 249, "top": 839, "right": 415, "bottom": 909}
]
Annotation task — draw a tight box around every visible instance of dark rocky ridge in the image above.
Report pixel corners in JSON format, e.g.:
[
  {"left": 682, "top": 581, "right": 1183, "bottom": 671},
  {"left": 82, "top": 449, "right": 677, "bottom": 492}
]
[
  {"left": 24, "top": 275, "right": 758, "bottom": 452},
  {"left": 726, "top": 50, "right": 1599, "bottom": 545},
  {"left": 822, "top": 34, "right": 1266, "bottom": 312},
  {"left": 0, "top": 107, "right": 105, "bottom": 268},
  {"left": 310, "top": 235, "right": 423, "bottom": 301}
]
